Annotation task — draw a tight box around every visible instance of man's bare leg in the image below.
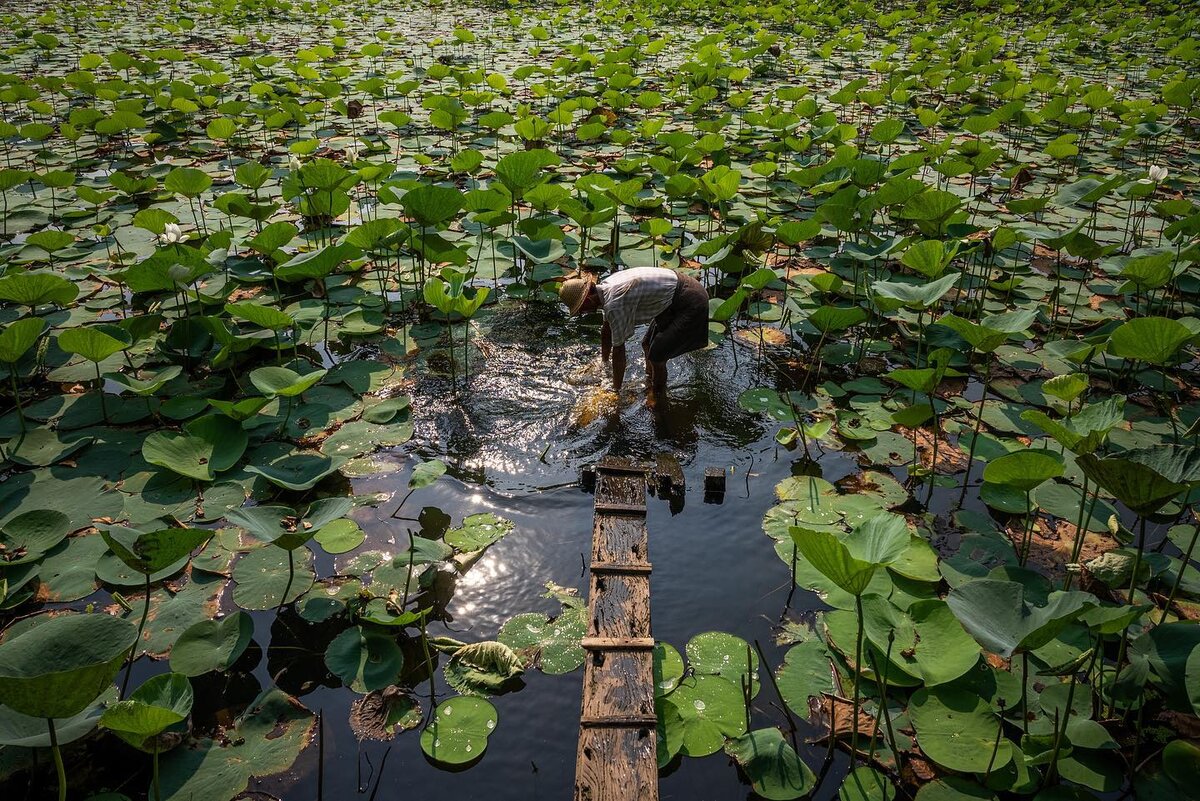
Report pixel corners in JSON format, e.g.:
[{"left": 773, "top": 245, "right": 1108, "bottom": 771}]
[{"left": 650, "top": 360, "right": 667, "bottom": 395}]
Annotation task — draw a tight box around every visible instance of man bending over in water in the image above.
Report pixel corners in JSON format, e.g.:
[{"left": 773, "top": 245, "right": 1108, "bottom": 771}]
[{"left": 558, "top": 266, "right": 709, "bottom": 397}]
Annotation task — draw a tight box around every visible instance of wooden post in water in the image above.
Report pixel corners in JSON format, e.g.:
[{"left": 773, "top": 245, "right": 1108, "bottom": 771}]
[{"left": 574, "top": 457, "right": 658, "bottom": 801}]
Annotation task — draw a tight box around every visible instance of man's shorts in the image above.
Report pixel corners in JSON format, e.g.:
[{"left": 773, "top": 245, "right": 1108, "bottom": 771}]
[{"left": 643, "top": 272, "right": 709, "bottom": 363}]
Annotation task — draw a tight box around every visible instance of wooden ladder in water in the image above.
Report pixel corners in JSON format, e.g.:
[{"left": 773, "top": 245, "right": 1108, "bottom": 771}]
[{"left": 574, "top": 458, "right": 658, "bottom": 801}]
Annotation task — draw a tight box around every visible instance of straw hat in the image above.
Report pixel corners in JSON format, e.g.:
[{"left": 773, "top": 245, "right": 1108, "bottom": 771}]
[{"left": 559, "top": 275, "right": 595, "bottom": 315}]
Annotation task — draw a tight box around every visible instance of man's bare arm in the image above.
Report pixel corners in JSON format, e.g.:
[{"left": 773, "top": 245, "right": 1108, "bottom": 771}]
[
  {"left": 601, "top": 320, "right": 612, "bottom": 363},
  {"left": 612, "top": 344, "right": 626, "bottom": 392}
]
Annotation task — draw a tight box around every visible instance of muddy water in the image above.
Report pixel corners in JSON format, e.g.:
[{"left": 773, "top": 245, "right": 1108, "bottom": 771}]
[{"left": 261, "top": 300, "right": 853, "bottom": 800}]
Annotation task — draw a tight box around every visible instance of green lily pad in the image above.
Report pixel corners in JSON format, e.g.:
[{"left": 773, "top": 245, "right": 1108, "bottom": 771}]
[
  {"left": 158, "top": 688, "right": 315, "bottom": 801},
  {"left": 170, "top": 611, "right": 254, "bottom": 676},
  {"left": 420, "top": 696, "right": 498, "bottom": 766},
  {"left": 324, "top": 625, "right": 404, "bottom": 693},
  {"left": 909, "top": 685, "right": 1012, "bottom": 774},
  {"left": 231, "top": 546, "right": 315, "bottom": 610},
  {"left": 0, "top": 613, "right": 136, "bottom": 719},
  {"left": 444, "top": 513, "right": 513, "bottom": 552},
  {"left": 724, "top": 727, "right": 816, "bottom": 800}
]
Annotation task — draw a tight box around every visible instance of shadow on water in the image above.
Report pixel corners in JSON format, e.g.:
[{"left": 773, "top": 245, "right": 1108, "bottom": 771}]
[{"left": 268, "top": 299, "right": 853, "bottom": 801}]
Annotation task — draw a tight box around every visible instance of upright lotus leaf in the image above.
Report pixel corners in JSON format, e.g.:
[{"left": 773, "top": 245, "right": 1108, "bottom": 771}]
[
  {"left": 1077, "top": 445, "right": 1200, "bottom": 514},
  {"left": 142, "top": 415, "right": 247, "bottom": 482},
  {"left": 325, "top": 626, "right": 404, "bottom": 693},
  {"left": 57, "top": 325, "right": 131, "bottom": 364},
  {"left": 0, "top": 686, "right": 117, "bottom": 748},
  {"left": 402, "top": 184, "right": 463, "bottom": 228},
  {"left": 104, "top": 366, "right": 184, "bottom": 396},
  {"left": 724, "top": 727, "right": 816, "bottom": 800},
  {"left": 244, "top": 447, "right": 345, "bottom": 491},
  {"left": 982, "top": 449, "right": 1064, "bottom": 492},
  {"left": 1107, "top": 316, "right": 1194, "bottom": 364},
  {"left": 274, "top": 243, "right": 359, "bottom": 282},
  {"left": 936, "top": 309, "right": 1037, "bottom": 353},
  {"left": 946, "top": 579, "right": 1095, "bottom": 658},
  {"left": 250, "top": 365, "right": 327, "bottom": 397},
  {"left": 0, "top": 509, "right": 71, "bottom": 565},
  {"left": 1042, "top": 373, "right": 1090, "bottom": 403},
  {"left": 443, "top": 640, "right": 524, "bottom": 696},
  {"left": 225, "top": 301, "right": 294, "bottom": 331},
  {"left": 164, "top": 167, "right": 212, "bottom": 198},
  {"left": 886, "top": 348, "right": 957, "bottom": 395},
  {"left": 0, "top": 613, "right": 137, "bottom": 718},
  {"left": 0, "top": 272, "right": 78, "bottom": 308},
  {"left": 909, "top": 685, "right": 1012, "bottom": 774},
  {"left": 1021, "top": 397, "right": 1125, "bottom": 455},
  {"left": 170, "top": 612, "right": 254, "bottom": 676},
  {"left": 871, "top": 272, "right": 960, "bottom": 311},
  {"left": 0, "top": 317, "right": 48, "bottom": 364},
  {"left": 99, "top": 525, "right": 212, "bottom": 575},
  {"left": 494, "top": 149, "right": 560, "bottom": 200},
  {"left": 790, "top": 513, "right": 910, "bottom": 596},
  {"left": 420, "top": 696, "right": 498, "bottom": 765},
  {"left": 99, "top": 672, "right": 193, "bottom": 750}
]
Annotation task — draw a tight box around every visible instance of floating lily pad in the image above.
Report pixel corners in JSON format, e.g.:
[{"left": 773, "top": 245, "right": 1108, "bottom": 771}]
[
  {"left": 170, "top": 611, "right": 254, "bottom": 676},
  {"left": 232, "top": 546, "right": 315, "bottom": 610},
  {"left": 420, "top": 696, "right": 498, "bottom": 766}
]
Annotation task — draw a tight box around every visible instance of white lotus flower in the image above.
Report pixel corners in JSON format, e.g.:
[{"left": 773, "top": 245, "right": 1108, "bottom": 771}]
[
  {"left": 289, "top": 154, "right": 302, "bottom": 172},
  {"left": 158, "top": 222, "right": 187, "bottom": 245},
  {"left": 1148, "top": 165, "right": 1168, "bottom": 183}
]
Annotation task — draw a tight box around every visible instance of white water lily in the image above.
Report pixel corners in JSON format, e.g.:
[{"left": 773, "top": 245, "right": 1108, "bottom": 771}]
[
  {"left": 158, "top": 222, "right": 187, "bottom": 245},
  {"left": 1148, "top": 165, "right": 1168, "bottom": 183},
  {"left": 289, "top": 154, "right": 302, "bottom": 172}
]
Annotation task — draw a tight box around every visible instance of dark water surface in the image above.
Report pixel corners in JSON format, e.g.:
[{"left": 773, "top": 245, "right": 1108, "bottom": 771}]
[{"left": 246, "top": 300, "right": 848, "bottom": 800}]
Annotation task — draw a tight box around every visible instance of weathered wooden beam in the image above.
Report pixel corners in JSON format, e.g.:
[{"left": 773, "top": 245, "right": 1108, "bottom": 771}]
[
  {"left": 590, "top": 562, "right": 652, "bottom": 575},
  {"left": 581, "top": 637, "right": 656, "bottom": 650},
  {"left": 576, "top": 462, "right": 658, "bottom": 801}
]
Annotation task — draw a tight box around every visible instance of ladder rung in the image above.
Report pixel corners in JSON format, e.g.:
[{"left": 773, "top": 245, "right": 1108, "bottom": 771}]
[
  {"left": 591, "top": 562, "right": 652, "bottom": 574},
  {"left": 596, "top": 463, "right": 650, "bottom": 475},
  {"left": 581, "top": 637, "right": 656, "bottom": 650},
  {"left": 594, "top": 502, "right": 646, "bottom": 515},
  {"left": 580, "top": 714, "right": 657, "bottom": 727}
]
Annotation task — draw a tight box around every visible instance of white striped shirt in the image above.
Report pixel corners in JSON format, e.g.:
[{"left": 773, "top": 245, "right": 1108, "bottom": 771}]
[{"left": 597, "top": 268, "right": 678, "bottom": 343}]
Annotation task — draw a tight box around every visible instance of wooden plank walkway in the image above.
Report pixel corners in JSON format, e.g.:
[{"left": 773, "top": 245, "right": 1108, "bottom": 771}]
[{"left": 574, "top": 458, "right": 658, "bottom": 801}]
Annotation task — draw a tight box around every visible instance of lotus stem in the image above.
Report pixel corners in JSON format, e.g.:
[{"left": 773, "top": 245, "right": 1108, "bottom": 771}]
[
  {"left": 1046, "top": 663, "right": 1081, "bottom": 783},
  {"left": 95, "top": 362, "right": 109, "bottom": 423},
  {"left": 983, "top": 699, "right": 1007, "bottom": 783},
  {"left": 958, "top": 353, "right": 993, "bottom": 508},
  {"left": 122, "top": 572, "right": 151, "bottom": 698},
  {"left": 153, "top": 737, "right": 162, "bottom": 801},
  {"left": 1064, "top": 474, "right": 1091, "bottom": 590},
  {"left": 865, "top": 629, "right": 899, "bottom": 770},
  {"left": 1158, "top": 522, "right": 1199, "bottom": 625},
  {"left": 851, "top": 592, "right": 865, "bottom": 760},
  {"left": 9, "top": 368, "right": 25, "bottom": 437},
  {"left": 1020, "top": 651, "right": 1030, "bottom": 736},
  {"left": 754, "top": 639, "right": 800, "bottom": 753},
  {"left": 1109, "top": 515, "right": 1149, "bottom": 715},
  {"left": 279, "top": 548, "right": 295, "bottom": 612},
  {"left": 48, "top": 717, "right": 66, "bottom": 801}
]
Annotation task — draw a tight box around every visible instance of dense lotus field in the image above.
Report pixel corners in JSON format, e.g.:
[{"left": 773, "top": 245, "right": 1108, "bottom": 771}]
[{"left": 0, "top": 0, "right": 1198, "bottom": 799}]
